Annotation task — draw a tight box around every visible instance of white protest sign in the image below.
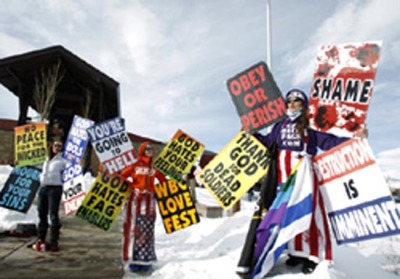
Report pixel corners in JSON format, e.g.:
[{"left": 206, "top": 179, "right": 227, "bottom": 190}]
[
  {"left": 313, "top": 139, "right": 400, "bottom": 245},
  {"left": 62, "top": 164, "right": 85, "bottom": 215},
  {"left": 87, "top": 117, "right": 136, "bottom": 175}
]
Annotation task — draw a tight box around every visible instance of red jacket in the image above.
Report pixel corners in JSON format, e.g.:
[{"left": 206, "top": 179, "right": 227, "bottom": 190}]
[{"left": 120, "top": 141, "right": 166, "bottom": 191}]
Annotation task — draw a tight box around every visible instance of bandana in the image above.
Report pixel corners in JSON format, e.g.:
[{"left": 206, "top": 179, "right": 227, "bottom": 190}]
[
  {"left": 287, "top": 90, "right": 305, "bottom": 102},
  {"left": 287, "top": 108, "right": 302, "bottom": 121}
]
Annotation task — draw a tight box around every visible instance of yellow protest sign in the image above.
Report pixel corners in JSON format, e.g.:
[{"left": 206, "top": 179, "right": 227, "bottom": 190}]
[
  {"left": 153, "top": 129, "right": 204, "bottom": 182},
  {"left": 75, "top": 173, "right": 130, "bottom": 231},
  {"left": 199, "top": 131, "right": 270, "bottom": 210},
  {"left": 154, "top": 180, "right": 200, "bottom": 234},
  {"left": 14, "top": 122, "right": 47, "bottom": 167}
]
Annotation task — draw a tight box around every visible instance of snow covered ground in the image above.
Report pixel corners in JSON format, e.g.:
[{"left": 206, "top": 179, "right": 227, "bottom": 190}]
[{"left": 1, "top": 149, "right": 400, "bottom": 279}]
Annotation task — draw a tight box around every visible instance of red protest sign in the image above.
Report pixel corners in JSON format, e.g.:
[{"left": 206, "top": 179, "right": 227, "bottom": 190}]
[{"left": 308, "top": 41, "right": 382, "bottom": 137}]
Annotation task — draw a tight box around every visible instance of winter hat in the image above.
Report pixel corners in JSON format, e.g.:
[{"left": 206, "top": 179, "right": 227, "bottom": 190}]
[
  {"left": 285, "top": 89, "right": 308, "bottom": 108},
  {"left": 138, "top": 141, "right": 153, "bottom": 156}
]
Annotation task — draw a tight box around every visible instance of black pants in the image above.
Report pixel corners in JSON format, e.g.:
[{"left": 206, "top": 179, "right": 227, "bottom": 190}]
[{"left": 37, "top": 185, "right": 62, "bottom": 244}]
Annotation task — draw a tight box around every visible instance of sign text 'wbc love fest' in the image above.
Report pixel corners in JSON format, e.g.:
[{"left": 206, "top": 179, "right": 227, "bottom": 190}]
[{"left": 154, "top": 180, "right": 199, "bottom": 234}]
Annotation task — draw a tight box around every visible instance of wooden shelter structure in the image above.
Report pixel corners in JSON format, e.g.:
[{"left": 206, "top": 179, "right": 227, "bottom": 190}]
[
  {"left": 0, "top": 45, "right": 120, "bottom": 137},
  {"left": 0, "top": 45, "right": 217, "bottom": 173}
]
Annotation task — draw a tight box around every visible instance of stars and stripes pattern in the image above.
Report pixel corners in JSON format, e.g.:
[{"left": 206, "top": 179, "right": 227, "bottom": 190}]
[
  {"left": 252, "top": 157, "right": 313, "bottom": 278},
  {"left": 122, "top": 189, "right": 157, "bottom": 264}
]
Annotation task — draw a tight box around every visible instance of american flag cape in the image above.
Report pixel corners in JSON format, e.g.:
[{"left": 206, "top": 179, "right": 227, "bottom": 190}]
[{"left": 252, "top": 157, "right": 313, "bottom": 279}]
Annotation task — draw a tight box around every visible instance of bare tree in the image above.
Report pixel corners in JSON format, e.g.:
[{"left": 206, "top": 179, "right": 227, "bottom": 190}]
[
  {"left": 33, "top": 60, "right": 64, "bottom": 121},
  {"left": 81, "top": 88, "right": 93, "bottom": 119}
]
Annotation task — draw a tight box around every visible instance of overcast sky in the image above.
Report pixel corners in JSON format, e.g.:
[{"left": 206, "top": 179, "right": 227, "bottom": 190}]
[{"left": 0, "top": 0, "right": 399, "bottom": 155}]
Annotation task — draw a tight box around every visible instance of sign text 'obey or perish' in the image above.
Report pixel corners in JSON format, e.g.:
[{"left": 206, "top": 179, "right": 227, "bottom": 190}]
[
  {"left": 199, "top": 131, "right": 270, "bottom": 210},
  {"left": 14, "top": 122, "right": 47, "bottom": 167},
  {"left": 153, "top": 130, "right": 204, "bottom": 182},
  {"left": 154, "top": 180, "right": 199, "bottom": 234},
  {"left": 226, "top": 62, "right": 287, "bottom": 134},
  {"left": 75, "top": 173, "right": 130, "bottom": 231}
]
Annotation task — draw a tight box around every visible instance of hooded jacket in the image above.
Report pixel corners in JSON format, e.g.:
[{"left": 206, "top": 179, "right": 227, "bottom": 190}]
[
  {"left": 255, "top": 118, "right": 348, "bottom": 156},
  {"left": 257, "top": 88, "right": 348, "bottom": 155},
  {"left": 120, "top": 141, "right": 166, "bottom": 191}
]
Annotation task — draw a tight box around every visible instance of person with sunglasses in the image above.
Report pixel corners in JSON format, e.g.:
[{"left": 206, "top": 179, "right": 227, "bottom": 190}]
[
  {"left": 238, "top": 89, "right": 367, "bottom": 277},
  {"left": 30, "top": 138, "right": 69, "bottom": 252}
]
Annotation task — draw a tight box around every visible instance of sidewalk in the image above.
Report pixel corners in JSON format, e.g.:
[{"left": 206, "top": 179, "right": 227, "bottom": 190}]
[{"left": 0, "top": 214, "right": 124, "bottom": 278}]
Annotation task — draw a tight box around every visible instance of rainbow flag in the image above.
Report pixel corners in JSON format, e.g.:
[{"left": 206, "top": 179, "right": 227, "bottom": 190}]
[{"left": 252, "top": 157, "right": 313, "bottom": 279}]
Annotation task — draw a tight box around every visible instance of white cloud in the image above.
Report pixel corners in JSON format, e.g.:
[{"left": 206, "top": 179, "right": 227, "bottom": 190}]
[
  {"left": 283, "top": 0, "right": 400, "bottom": 86},
  {"left": 376, "top": 147, "right": 400, "bottom": 179},
  {"left": 106, "top": 3, "right": 166, "bottom": 75}
]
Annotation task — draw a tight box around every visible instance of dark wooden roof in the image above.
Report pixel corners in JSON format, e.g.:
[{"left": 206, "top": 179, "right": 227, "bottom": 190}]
[
  {"left": 0, "top": 45, "right": 120, "bottom": 129},
  {"left": 127, "top": 132, "right": 164, "bottom": 145}
]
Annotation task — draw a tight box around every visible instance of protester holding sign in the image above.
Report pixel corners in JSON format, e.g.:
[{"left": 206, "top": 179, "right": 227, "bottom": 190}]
[
  {"left": 185, "top": 165, "right": 197, "bottom": 203},
  {"left": 120, "top": 141, "right": 167, "bottom": 273},
  {"left": 30, "top": 138, "right": 70, "bottom": 252},
  {"left": 242, "top": 89, "right": 367, "bottom": 277}
]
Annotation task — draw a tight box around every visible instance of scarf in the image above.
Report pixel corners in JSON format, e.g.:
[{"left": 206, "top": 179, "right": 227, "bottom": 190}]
[{"left": 287, "top": 108, "right": 301, "bottom": 121}]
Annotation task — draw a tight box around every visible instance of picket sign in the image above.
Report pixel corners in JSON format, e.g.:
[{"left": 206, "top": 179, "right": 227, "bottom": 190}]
[
  {"left": 0, "top": 166, "right": 41, "bottom": 213},
  {"left": 14, "top": 122, "right": 47, "bottom": 167},
  {"left": 86, "top": 117, "right": 137, "bottom": 176},
  {"left": 308, "top": 41, "right": 382, "bottom": 137},
  {"left": 153, "top": 129, "right": 204, "bottom": 183},
  {"left": 154, "top": 180, "right": 200, "bottom": 234},
  {"left": 314, "top": 139, "right": 400, "bottom": 244},
  {"left": 226, "top": 61, "right": 286, "bottom": 134},
  {"left": 199, "top": 131, "right": 270, "bottom": 210}
]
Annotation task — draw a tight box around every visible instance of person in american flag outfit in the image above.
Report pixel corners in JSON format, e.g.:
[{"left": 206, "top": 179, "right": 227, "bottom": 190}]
[
  {"left": 120, "top": 141, "right": 167, "bottom": 273},
  {"left": 252, "top": 88, "right": 367, "bottom": 274}
]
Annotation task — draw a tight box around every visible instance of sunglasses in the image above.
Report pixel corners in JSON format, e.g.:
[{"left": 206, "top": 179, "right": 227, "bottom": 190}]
[{"left": 287, "top": 98, "right": 302, "bottom": 104}]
